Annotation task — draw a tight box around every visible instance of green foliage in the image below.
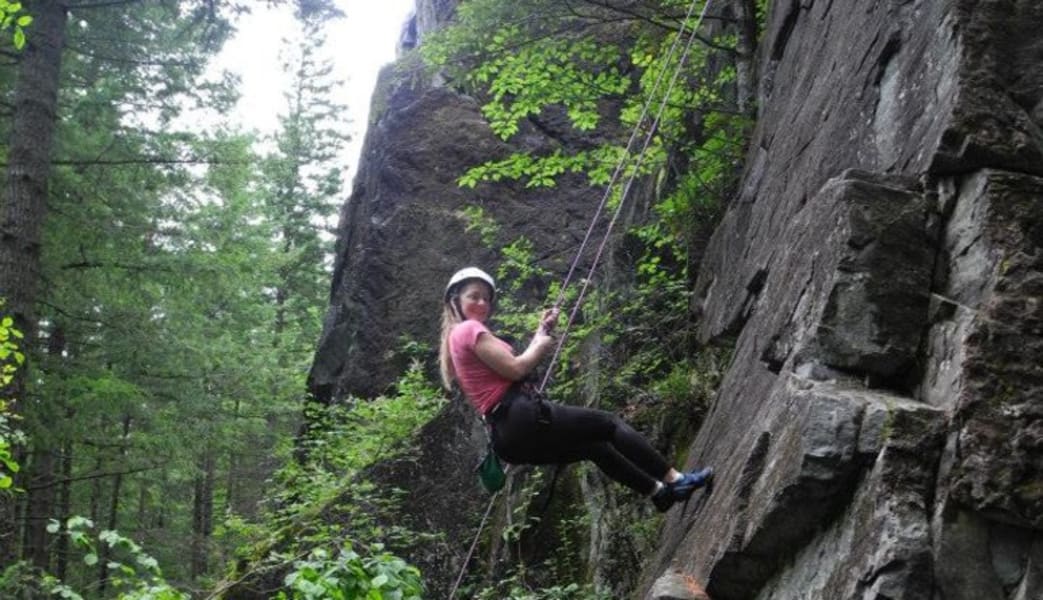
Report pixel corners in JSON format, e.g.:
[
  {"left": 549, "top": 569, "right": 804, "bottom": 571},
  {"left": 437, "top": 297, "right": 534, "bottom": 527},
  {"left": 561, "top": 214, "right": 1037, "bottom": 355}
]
[
  {"left": 0, "top": 561, "right": 51, "bottom": 598},
  {"left": 487, "top": 236, "right": 553, "bottom": 342},
  {"left": 461, "top": 205, "right": 500, "bottom": 245},
  {"left": 275, "top": 545, "right": 423, "bottom": 600},
  {"left": 458, "top": 145, "right": 629, "bottom": 189},
  {"left": 474, "top": 579, "right": 610, "bottom": 600},
  {"left": 425, "top": 0, "right": 749, "bottom": 191},
  {"left": 219, "top": 364, "right": 440, "bottom": 596},
  {"left": 4, "top": 2, "right": 347, "bottom": 588},
  {"left": 422, "top": 0, "right": 629, "bottom": 141},
  {"left": 394, "top": 335, "right": 431, "bottom": 363},
  {"left": 0, "top": 0, "right": 31, "bottom": 50},
  {"left": 33, "top": 128, "right": 302, "bottom": 585},
  {"left": 276, "top": 361, "right": 445, "bottom": 514},
  {"left": 37, "top": 517, "right": 188, "bottom": 600},
  {"left": 756, "top": 0, "right": 771, "bottom": 40},
  {"left": 0, "top": 308, "right": 24, "bottom": 491},
  {"left": 260, "top": 10, "right": 350, "bottom": 355}
]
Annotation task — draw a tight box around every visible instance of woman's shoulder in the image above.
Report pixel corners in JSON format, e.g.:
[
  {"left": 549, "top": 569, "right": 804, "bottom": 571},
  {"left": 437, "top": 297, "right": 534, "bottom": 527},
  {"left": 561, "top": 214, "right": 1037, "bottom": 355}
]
[
  {"left": 449, "top": 319, "right": 492, "bottom": 349},
  {"left": 451, "top": 319, "right": 490, "bottom": 336}
]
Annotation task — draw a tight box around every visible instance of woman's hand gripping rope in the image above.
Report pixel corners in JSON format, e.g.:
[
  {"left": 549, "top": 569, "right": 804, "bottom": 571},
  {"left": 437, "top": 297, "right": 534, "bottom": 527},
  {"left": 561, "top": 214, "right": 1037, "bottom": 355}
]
[
  {"left": 538, "top": 307, "right": 560, "bottom": 335},
  {"left": 531, "top": 307, "right": 561, "bottom": 359}
]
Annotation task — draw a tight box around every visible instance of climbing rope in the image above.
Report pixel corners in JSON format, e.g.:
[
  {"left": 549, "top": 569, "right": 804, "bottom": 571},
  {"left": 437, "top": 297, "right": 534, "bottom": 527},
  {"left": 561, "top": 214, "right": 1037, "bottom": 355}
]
[
  {"left": 539, "top": 0, "right": 714, "bottom": 393},
  {"left": 448, "top": 491, "right": 499, "bottom": 600},
  {"left": 449, "top": 0, "right": 715, "bottom": 594}
]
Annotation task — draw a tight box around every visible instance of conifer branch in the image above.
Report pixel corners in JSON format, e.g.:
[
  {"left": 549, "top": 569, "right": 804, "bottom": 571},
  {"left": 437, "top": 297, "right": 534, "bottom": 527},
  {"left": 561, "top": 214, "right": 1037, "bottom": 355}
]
[
  {"left": 66, "top": 0, "right": 146, "bottom": 9},
  {"left": 24, "top": 465, "right": 160, "bottom": 491}
]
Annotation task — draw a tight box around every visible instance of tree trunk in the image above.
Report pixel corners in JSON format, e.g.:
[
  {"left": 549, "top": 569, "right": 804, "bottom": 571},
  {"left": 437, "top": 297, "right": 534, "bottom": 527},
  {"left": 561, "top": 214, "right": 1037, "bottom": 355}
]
[
  {"left": 136, "top": 476, "right": 148, "bottom": 533},
  {"left": 0, "top": 0, "right": 68, "bottom": 563},
  {"left": 21, "top": 448, "right": 56, "bottom": 569},
  {"left": 732, "top": 0, "right": 760, "bottom": 117},
  {"left": 191, "top": 450, "right": 216, "bottom": 577},
  {"left": 225, "top": 397, "right": 241, "bottom": 515},
  {"left": 89, "top": 454, "right": 103, "bottom": 525},
  {"left": 22, "top": 323, "right": 67, "bottom": 568},
  {"left": 55, "top": 437, "right": 73, "bottom": 580},
  {"left": 97, "top": 414, "right": 131, "bottom": 596}
]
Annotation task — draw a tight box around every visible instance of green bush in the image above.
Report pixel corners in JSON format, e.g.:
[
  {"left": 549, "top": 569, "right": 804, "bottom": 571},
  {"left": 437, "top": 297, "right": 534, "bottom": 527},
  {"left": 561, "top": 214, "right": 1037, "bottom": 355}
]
[{"left": 275, "top": 545, "right": 423, "bottom": 600}]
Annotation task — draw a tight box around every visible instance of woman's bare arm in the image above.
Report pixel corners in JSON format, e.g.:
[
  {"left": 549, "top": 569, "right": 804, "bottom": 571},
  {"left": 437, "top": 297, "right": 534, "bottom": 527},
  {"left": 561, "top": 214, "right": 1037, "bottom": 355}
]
[{"left": 474, "top": 330, "right": 554, "bottom": 381}]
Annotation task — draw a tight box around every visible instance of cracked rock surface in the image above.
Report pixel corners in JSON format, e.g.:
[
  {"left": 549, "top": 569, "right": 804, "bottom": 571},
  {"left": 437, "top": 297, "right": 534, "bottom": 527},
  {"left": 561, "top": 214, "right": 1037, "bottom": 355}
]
[{"left": 647, "top": 1, "right": 1043, "bottom": 599}]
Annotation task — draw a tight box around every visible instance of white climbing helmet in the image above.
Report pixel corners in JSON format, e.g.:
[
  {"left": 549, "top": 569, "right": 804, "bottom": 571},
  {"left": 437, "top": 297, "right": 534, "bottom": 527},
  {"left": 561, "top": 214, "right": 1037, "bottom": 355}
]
[{"left": 444, "top": 267, "right": 496, "bottom": 303}]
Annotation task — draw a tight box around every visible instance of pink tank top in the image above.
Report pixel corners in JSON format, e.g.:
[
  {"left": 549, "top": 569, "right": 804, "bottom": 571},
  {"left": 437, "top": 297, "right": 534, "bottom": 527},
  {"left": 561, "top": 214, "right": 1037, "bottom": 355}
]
[{"left": 449, "top": 320, "right": 514, "bottom": 414}]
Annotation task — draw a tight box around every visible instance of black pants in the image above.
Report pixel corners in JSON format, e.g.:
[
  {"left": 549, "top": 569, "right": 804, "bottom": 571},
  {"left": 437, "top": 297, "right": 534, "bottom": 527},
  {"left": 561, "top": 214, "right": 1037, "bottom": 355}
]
[{"left": 489, "top": 386, "right": 669, "bottom": 495}]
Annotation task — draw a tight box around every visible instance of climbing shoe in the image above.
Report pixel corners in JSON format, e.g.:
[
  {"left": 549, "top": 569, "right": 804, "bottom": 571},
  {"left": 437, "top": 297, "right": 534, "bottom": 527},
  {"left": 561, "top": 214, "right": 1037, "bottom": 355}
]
[{"left": 652, "top": 467, "right": 714, "bottom": 513}]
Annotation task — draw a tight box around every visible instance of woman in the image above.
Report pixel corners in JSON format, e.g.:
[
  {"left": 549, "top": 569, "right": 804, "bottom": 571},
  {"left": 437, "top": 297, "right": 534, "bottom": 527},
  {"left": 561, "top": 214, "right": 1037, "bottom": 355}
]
[{"left": 439, "top": 267, "right": 713, "bottom": 512}]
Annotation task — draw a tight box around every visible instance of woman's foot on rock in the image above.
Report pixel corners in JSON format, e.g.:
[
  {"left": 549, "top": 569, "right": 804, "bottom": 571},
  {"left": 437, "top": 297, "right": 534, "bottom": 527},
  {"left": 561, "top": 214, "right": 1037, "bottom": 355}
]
[{"left": 651, "top": 467, "right": 714, "bottom": 512}]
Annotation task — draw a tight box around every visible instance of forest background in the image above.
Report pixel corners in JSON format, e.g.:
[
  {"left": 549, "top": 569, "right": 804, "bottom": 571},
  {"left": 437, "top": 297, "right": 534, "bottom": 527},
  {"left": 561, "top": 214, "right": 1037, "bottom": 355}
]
[
  {"left": 0, "top": 0, "right": 756, "bottom": 597},
  {"left": 0, "top": 0, "right": 403, "bottom": 596}
]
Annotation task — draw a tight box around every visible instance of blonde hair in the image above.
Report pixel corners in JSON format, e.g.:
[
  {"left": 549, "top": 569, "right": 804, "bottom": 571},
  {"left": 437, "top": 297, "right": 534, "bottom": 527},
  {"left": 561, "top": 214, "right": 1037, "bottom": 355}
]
[
  {"left": 439, "top": 279, "right": 495, "bottom": 390},
  {"left": 439, "top": 303, "right": 462, "bottom": 390}
]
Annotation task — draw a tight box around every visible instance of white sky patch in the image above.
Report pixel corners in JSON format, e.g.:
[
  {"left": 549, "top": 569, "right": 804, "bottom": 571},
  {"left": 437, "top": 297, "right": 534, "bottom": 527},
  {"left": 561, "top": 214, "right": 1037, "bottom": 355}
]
[{"left": 213, "top": 0, "right": 415, "bottom": 182}]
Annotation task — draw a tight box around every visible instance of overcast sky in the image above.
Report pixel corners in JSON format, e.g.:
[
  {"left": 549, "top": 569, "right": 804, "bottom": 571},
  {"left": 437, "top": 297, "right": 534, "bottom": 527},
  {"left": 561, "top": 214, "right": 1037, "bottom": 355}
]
[{"left": 213, "top": 0, "right": 415, "bottom": 181}]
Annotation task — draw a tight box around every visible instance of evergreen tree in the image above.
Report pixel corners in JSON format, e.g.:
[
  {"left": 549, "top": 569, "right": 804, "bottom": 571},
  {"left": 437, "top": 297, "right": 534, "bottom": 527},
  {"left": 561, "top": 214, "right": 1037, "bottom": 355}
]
[
  {"left": 0, "top": 0, "right": 68, "bottom": 563},
  {"left": 1, "top": 0, "right": 239, "bottom": 583},
  {"left": 0, "top": 0, "right": 366, "bottom": 592},
  {"left": 261, "top": 4, "right": 349, "bottom": 359}
]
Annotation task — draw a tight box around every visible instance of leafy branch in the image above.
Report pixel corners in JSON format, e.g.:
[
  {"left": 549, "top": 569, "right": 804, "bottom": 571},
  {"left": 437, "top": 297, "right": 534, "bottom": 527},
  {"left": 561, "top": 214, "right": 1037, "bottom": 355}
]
[
  {"left": 0, "top": 310, "right": 25, "bottom": 491},
  {"left": 0, "top": 1, "right": 32, "bottom": 50}
]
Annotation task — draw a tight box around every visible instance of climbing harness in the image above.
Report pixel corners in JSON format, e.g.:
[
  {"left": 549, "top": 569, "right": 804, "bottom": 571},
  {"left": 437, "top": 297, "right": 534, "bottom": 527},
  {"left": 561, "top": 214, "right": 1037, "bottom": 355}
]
[{"left": 448, "top": 0, "right": 715, "bottom": 596}]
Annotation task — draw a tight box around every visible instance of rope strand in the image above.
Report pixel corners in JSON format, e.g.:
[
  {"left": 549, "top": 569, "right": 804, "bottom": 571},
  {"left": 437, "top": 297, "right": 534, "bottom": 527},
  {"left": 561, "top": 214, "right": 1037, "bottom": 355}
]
[
  {"left": 548, "top": 0, "right": 710, "bottom": 314},
  {"left": 448, "top": 492, "right": 499, "bottom": 600},
  {"left": 540, "top": 0, "right": 714, "bottom": 393},
  {"left": 450, "top": 1, "right": 714, "bottom": 593}
]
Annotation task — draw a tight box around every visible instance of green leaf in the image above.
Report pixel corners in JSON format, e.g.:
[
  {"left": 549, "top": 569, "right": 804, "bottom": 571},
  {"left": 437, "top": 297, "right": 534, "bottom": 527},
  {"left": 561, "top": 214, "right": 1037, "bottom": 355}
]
[
  {"left": 17, "top": 15, "right": 30, "bottom": 27},
  {"left": 47, "top": 519, "right": 61, "bottom": 534},
  {"left": 0, "top": 454, "right": 19, "bottom": 472},
  {"left": 12, "top": 27, "right": 23, "bottom": 50},
  {"left": 84, "top": 553, "right": 98, "bottom": 566},
  {"left": 68, "top": 515, "right": 94, "bottom": 530}
]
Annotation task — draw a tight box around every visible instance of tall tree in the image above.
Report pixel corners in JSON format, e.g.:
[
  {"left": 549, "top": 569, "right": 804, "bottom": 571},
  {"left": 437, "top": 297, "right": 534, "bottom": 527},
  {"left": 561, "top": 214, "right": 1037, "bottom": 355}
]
[
  {"left": 3, "top": 0, "right": 349, "bottom": 588},
  {"left": 0, "top": 0, "right": 66, "bottom": 563},
  {"left": 263, "top": 5, "right": 348, "bottom": 359},
  {"left": 3, "top": 0, "right": 235, "bottom": 577}
]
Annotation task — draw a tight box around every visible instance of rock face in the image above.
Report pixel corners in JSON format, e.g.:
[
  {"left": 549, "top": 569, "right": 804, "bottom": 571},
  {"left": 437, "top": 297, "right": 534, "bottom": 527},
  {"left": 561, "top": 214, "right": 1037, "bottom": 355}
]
[
  {"left": 307, "top": 55, "right": 606, "bottom": 402},
  {"left": 644, "top": 1, "right": 1043, "bottom": 599}
]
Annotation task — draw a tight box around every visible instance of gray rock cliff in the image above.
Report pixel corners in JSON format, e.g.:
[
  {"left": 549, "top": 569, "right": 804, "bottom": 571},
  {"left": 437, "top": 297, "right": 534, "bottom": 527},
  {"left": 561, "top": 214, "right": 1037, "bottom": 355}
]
[
  {"left": 646, "top": 1, "right": 1043, "bottom": 599},
  {"left": 307, "top": 52, "right": 607, "bottom": 401}
]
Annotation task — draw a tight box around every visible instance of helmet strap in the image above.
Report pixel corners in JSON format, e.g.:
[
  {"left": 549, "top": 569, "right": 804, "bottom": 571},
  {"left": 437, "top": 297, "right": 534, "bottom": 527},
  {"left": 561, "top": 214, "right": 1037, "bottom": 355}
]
[{"left": 451, "top": 295, "right": 465, "bottom": 320}]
